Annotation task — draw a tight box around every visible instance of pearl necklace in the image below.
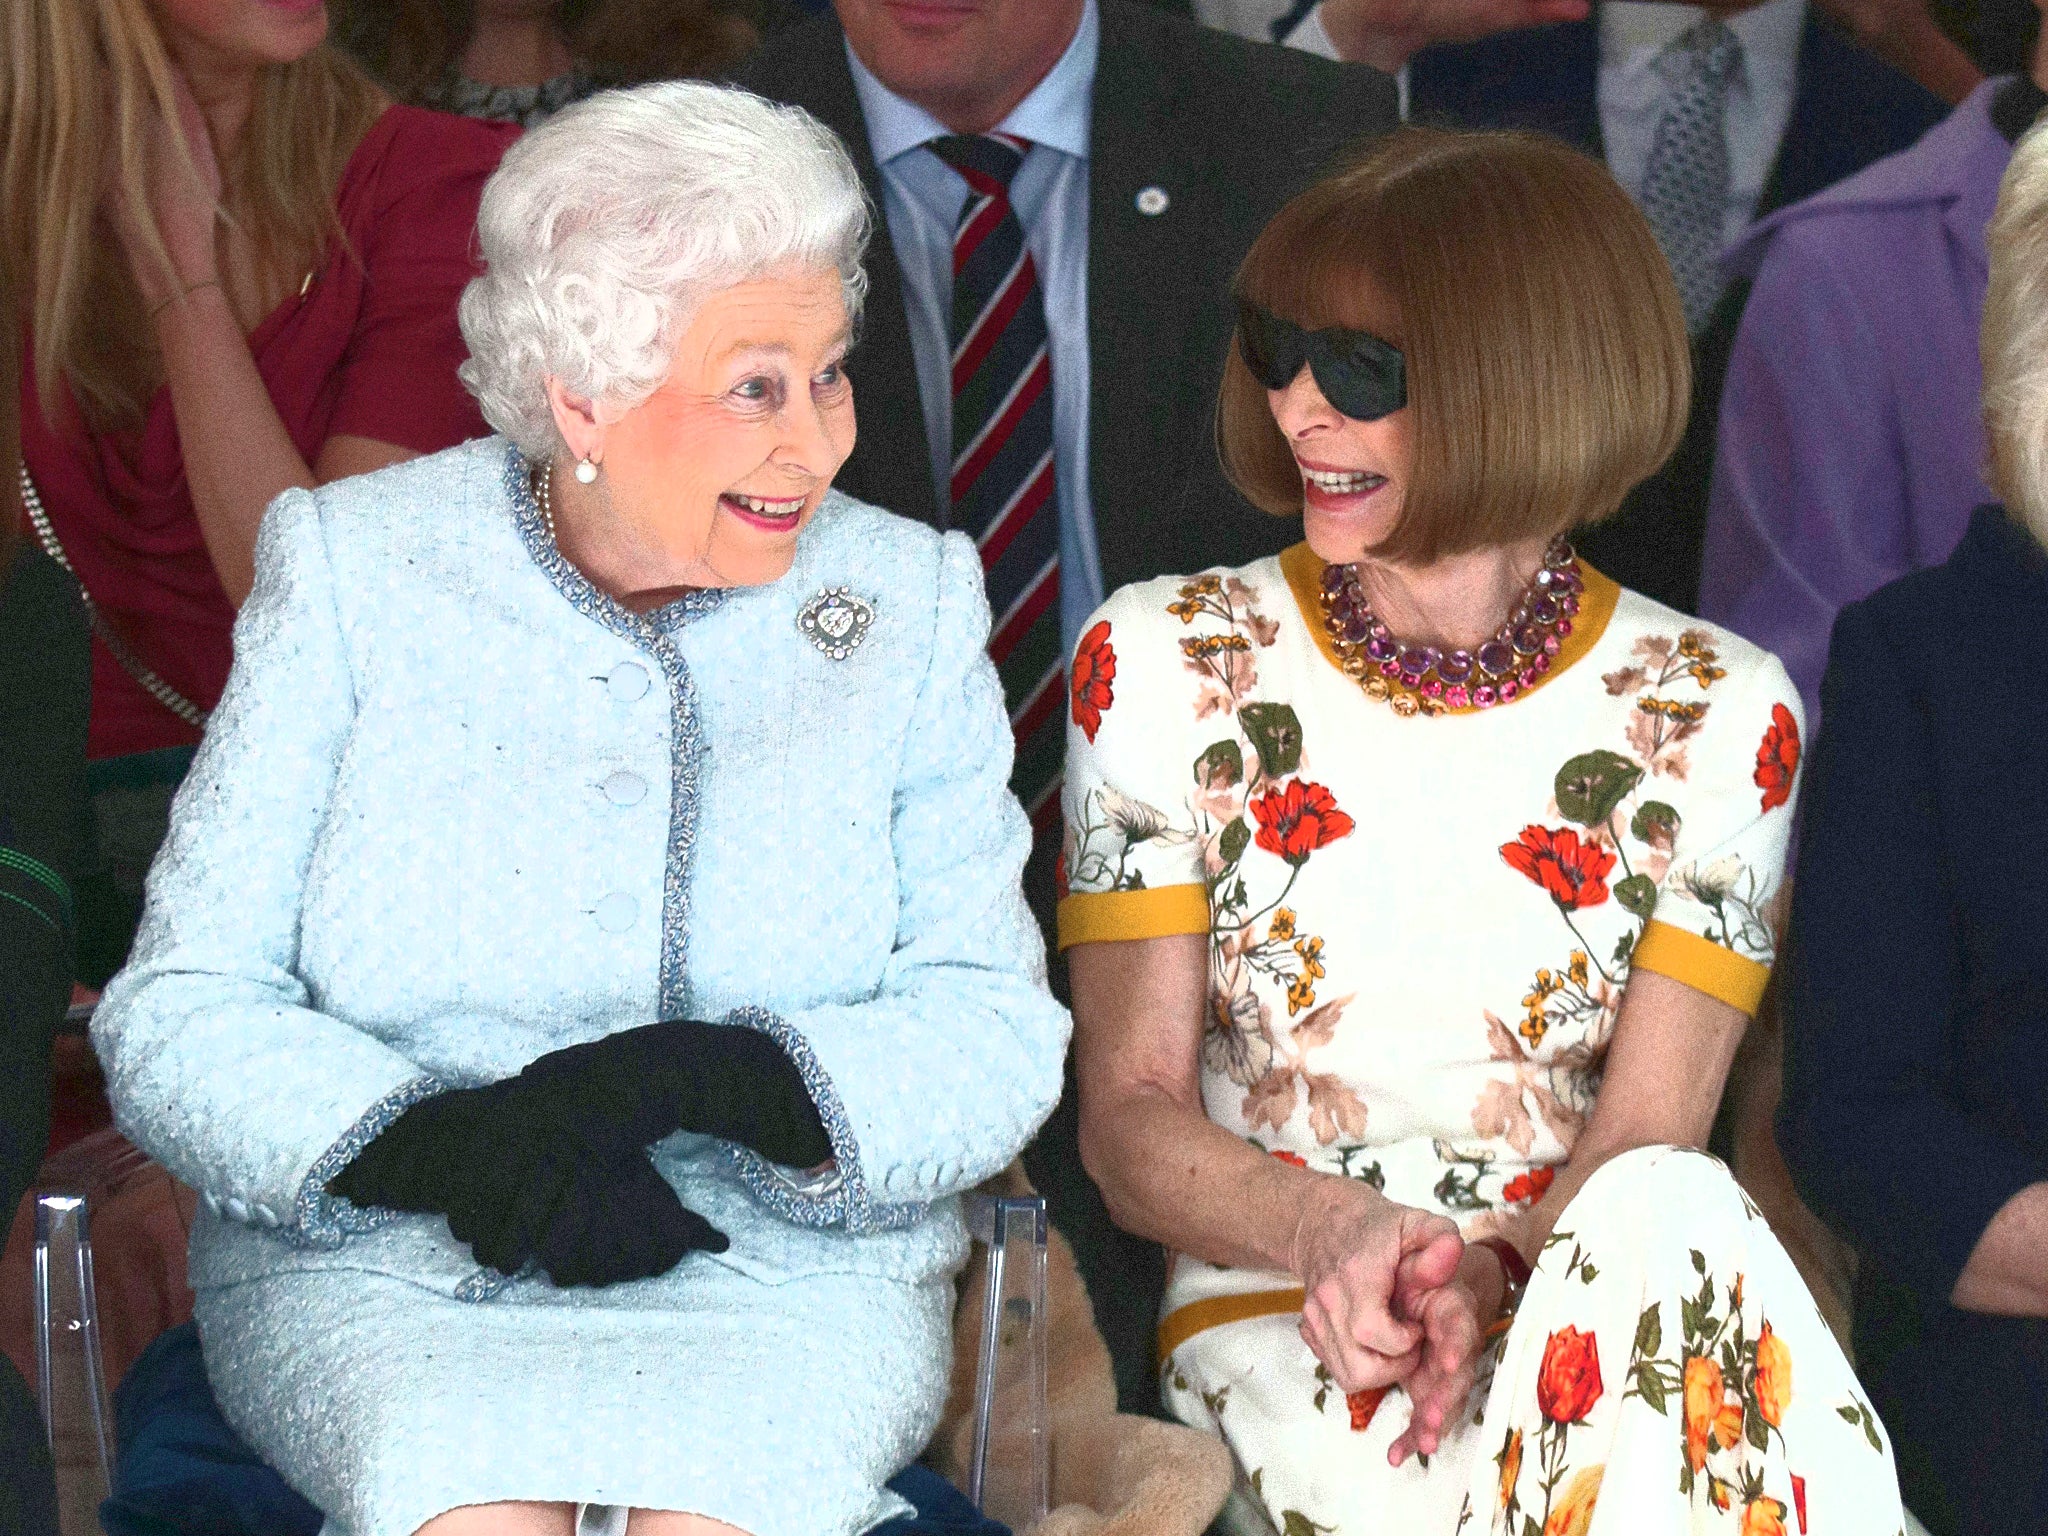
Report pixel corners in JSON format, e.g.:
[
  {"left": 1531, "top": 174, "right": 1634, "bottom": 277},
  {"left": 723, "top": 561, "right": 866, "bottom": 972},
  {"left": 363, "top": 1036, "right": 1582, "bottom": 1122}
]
[
  {"left": 1317, "top": 539, "right": 1582, "bottom": 717},
  {"left": 533, "top": 462, "right": 558, "bottom": 545}
]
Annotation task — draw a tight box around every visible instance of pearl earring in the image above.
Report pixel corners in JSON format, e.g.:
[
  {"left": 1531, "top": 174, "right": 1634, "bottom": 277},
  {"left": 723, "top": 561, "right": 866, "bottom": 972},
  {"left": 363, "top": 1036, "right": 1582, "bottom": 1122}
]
[{"left": 574, "top": 458, "right": 598, "bottom": 484}]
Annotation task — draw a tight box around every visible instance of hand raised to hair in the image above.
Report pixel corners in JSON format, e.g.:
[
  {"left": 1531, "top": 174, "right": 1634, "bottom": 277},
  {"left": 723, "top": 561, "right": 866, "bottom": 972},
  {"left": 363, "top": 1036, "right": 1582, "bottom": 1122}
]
[
  {"left": 101, "top": 62, "right": 223, "bottom": 306},
  {"left": 1316, "top": 0, "right": 1592, "bottom": 72}
]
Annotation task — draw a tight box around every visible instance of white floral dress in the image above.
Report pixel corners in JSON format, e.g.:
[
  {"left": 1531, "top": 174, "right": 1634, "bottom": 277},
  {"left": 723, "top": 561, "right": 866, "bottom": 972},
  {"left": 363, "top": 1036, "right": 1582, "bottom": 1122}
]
[{"left": 1057, "top": 547, "right": 1902, "bottom": 1536}]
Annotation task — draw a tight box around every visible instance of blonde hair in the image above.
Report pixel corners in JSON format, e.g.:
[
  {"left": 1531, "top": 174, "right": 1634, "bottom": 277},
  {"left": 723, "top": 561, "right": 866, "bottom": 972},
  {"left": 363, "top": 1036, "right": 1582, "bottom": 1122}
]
[
  {"left": 1983, "top": 117, "right": 2048, "bottom": 547},
  {"left": 1218, "top": 128, "right": 1691, "bottom": 566},
  {"left": 1, "top": 0, "right": 384, "bottom": 429}
]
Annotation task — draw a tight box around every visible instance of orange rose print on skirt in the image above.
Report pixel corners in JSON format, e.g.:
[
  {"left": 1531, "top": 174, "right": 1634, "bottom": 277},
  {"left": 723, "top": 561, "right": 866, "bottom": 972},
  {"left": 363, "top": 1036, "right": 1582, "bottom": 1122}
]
[
  {"left": 1498, "top": 1427, "right": 1524, "bottom": 1511},
  {"left": 1544, "top": 1464, "right": 1605, "bottom": 1536},
  {"left": 1741, "top": 1496, "right": 1790, "bottom": 1536},
  {"left": 1753, "top": 702, "right": 1800, "bottom": 812},
  {"left": 1756, "top": 1321, "right": 1793, "bottom": 1427},
  {"left": 1538, "top": 1325, "right": 1604, "bottom": 1425},
  {"left": 1683, "top": 1355, "right": 1745, "bottom": 1471},
  {"left": 1070, "top": 620, "right": 1116, "bottom": 743},
  {"left": 1346, "top": 1385, "right": 1388, "bottom": 1433}
]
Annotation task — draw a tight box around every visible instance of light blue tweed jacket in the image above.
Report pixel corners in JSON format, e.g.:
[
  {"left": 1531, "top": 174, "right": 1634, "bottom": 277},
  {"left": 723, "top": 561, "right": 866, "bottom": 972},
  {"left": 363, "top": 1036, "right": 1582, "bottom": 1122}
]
[{"left": 93, "top": 436, "right": 1070, "bottom": 1304}]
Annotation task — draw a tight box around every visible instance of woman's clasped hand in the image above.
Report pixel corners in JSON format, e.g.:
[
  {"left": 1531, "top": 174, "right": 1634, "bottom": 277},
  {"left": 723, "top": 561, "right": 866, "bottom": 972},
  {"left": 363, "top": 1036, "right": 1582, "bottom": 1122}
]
[
  {"left": 1291, "top": 1177, "right": 1502, "bottom": 1465},
  {"left": 326, "top": 1018, "right": 833, "bottom": 1286}
]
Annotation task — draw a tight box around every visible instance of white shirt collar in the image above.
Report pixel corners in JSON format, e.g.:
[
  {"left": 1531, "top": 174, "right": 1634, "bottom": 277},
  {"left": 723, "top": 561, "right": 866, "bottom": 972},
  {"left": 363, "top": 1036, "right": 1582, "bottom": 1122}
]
[
  {"left": 847, "top": 0, "right": 1098, "bottom": 168},
  {"left": 1600, "top": 0, "right": 1806, "bottom": 110}
]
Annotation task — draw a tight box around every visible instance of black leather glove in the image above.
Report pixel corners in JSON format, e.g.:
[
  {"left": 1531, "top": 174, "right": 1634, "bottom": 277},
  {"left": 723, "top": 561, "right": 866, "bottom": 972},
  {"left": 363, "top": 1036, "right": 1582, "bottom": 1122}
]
[
  {"left": 324, "top": 1079, "right": 729, "bottom": 1286},
  {"left": 510, "top": 1017, "right": 833, "bottom": 1171}
]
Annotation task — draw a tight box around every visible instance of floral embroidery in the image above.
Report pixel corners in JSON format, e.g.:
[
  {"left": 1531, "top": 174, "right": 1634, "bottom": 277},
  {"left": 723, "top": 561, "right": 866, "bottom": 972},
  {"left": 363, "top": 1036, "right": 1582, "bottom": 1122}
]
[
  {"left": 1523, "top": 1326, "right": 1604, "bottom": 1532},
  {"left": 1603, "top": 630, "right": 1726, "bottom": 778},
  {"left": 1545, "top": 1463, "right": 1605, "bottom": 1536},
  {"left": 1754, "top": 703, "right": 1800, "bottom": 813},
  {"left": 1539, "top": 1325, "right": 1604, "bottom": 1424},
  {"left": 1503, "top": 1165, "right": 1557, "bottom": 1205},
  {"left": 1070, "top": 620, "right": 1117, "bottom": 743},
  {"left": 1251, "top": 780, "right": 1355, "bottom": 865},
  {"left": 1503, "top": 825, "right": 1616, "bottom": 912}
]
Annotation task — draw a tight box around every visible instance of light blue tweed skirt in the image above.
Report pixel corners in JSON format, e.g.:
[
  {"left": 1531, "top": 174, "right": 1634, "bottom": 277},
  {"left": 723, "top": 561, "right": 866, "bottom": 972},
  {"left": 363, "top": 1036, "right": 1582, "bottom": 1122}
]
[{"left": 193, "top": 1259, "right": 952, "bottom": 1536}]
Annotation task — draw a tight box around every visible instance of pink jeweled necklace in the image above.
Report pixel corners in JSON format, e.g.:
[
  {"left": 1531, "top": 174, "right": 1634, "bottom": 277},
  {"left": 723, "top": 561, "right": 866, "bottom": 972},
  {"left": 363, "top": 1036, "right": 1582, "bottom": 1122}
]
[{"left": 1317, "top": 538, "right": 1583, "bottom": 717}]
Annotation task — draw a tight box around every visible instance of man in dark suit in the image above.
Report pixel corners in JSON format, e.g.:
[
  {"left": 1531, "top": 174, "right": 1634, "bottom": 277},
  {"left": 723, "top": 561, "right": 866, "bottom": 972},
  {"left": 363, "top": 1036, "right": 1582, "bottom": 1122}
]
[
  {"left": 1277, "top": 0, "right": 1947, "bottom": 612},
  {"left": 738, "top": 0, "right": 1395, "bottom": 1413}
]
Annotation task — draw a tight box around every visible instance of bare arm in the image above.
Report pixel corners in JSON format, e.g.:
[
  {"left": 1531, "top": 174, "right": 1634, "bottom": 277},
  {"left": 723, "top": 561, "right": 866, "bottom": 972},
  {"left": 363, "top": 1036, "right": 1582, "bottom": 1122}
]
[
  {"left": 153, "top": 294, "right": 414, "bottom": 604},
  {"left": 1953, "top": 1183, "right": 2048, "bottom": 1317},
  {"left": 1502, "top": 968, "right": 1749, "bottom": 1264},
  {"left": 121, "top": 71, "right": 415, "bottom": 607},
  {"left": 1072, "top": 933, "right": 1471, "bottom": 1459}
]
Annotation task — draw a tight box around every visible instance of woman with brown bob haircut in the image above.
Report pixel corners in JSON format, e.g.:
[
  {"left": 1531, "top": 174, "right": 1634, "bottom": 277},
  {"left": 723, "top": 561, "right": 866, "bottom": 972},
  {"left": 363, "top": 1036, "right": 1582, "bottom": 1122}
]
[{"left": 1059, "top": 128, "right": 1901, "bottom": 1535}]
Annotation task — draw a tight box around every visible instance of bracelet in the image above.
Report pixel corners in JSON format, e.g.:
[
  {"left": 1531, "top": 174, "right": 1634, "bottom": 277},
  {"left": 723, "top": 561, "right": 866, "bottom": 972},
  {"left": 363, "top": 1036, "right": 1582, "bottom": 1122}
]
[
  {"left": 149, "top": 278, "right": 223, "bottom": 322},
  {"left": 1474, "top": 1236, "right": 1532, "bottom": 1324}
]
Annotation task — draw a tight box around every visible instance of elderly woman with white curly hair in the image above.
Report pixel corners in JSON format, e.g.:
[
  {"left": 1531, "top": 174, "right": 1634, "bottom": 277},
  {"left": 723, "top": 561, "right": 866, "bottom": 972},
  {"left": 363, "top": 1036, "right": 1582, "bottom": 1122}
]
[{"left": 90, "top": 81, "right": 1069, "bottom": 1536}]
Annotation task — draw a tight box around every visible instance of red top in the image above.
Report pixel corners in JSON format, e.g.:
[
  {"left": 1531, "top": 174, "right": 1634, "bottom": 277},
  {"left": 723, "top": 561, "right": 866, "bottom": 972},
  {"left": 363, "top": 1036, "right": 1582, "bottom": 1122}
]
[{"left": 20, "top": 105, "right": 518, "bottom": 759}]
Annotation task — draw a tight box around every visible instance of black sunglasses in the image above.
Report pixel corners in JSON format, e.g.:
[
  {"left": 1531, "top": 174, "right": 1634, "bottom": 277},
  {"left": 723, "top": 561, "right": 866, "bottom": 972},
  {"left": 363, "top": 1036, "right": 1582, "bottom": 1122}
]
[{"left": 1235, "top": 303, "right": 1407, "bottom": 422}]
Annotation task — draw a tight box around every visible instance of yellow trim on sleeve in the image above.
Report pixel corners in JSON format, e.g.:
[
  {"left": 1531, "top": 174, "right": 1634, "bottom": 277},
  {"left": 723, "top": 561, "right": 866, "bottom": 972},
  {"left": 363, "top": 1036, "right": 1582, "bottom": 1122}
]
[
  {"left": 1631, "top": 919, "right": 1772, "bottom": 1016},
  {"left": 1278, "top": 541, "right": 1623, "bottom": 709},
  {"left": 1158, "top": 1287, "right": 1307, "bottom": 1362},
  {"left": 1056, "top": 884, "right": 1210, "bottom": 951}
]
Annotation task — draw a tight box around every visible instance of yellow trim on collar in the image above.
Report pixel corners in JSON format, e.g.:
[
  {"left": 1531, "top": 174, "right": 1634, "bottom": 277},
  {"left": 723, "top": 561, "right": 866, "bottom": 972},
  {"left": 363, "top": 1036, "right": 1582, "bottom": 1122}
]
[
  {"left": 1631, "top": 919, "right": 1772, "bottom": 1017},
  {"left": 1056, "top": 884, "right": 1210, "bottom": 951},
  {"left": 1278, "top": 541, "right": 1622, "bottom": 710}
]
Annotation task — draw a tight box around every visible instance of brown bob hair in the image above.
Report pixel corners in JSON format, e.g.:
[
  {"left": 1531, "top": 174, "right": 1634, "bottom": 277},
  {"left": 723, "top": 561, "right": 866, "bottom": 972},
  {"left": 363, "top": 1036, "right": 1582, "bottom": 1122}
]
[{"left": 1219, "top": 127, "right": 1691, "bottom": 565}]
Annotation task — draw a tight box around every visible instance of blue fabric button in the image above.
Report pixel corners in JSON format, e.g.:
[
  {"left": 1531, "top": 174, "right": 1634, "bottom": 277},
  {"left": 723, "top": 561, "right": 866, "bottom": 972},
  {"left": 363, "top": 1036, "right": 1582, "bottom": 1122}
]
[
  {"left": 606, "top": 663, "right": 650, "bottom": 702},
  {"left": 593, "top": 893, "right": 638, "bottom": 932},
  {"left": 602, "top": 770, "right": 648, "bottom": 806}
]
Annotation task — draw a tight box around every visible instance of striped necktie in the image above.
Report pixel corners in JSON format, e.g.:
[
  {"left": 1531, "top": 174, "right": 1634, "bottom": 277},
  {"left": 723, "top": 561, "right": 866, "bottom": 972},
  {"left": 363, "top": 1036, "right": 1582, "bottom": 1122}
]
[{"left": 929, "top": 132, "right": 1064, "bottom": 829}]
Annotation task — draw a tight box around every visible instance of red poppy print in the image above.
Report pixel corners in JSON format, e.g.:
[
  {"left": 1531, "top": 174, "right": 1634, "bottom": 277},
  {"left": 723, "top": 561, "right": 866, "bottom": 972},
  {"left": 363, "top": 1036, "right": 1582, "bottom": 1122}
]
[
  {"left": 1754, "top": 702, "right": 1800, "bottom": 813},
  {"left": 1248, "top": 780, "right": 1355, "bottom": 866},
  {"left": 1271, "top": 1149, "right": 1308, "bottom": 1168},
  {"left": 1502, "top": 1165, "right": 1557, "bottom": 1205},
  {"left": 1500, "top": 826, "right": 1616, "bottom": 912},
  {"left": 1070, "top": 620, "right": 1116, "bottom": 743}
]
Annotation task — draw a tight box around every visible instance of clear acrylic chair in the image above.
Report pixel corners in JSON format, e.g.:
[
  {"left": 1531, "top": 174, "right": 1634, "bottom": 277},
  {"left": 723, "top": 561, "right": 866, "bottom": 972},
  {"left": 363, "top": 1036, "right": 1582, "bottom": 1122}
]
[{"left": 34, "top": 1130, "right": 1052, "bottom": 1533}]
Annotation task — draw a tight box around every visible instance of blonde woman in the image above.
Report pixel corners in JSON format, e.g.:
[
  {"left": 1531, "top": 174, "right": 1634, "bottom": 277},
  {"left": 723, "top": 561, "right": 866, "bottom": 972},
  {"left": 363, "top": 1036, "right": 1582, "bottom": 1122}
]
[
  {"left": 1064, "top": 130, "right": 1899, "bottom": 1534},
  {"left": 1, "top": 0, "right": 511, "bottom": 971},
  {"left": 1780, "top": 115, "right": 2048, "bottom": 1536}
]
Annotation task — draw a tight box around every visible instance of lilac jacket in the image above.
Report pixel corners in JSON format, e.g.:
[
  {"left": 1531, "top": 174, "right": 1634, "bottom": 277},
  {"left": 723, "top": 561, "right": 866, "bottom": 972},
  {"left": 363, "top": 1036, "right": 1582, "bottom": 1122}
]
[{"left": 1699, "top": 80, "right": 2010, "bottom": 728}]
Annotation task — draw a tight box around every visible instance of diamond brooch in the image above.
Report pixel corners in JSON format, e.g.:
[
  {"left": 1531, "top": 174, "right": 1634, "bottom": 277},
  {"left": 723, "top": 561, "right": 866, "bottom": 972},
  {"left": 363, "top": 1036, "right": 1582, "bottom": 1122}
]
[{"left": 797, "top": 587, "right": 875, "bottom": 660}]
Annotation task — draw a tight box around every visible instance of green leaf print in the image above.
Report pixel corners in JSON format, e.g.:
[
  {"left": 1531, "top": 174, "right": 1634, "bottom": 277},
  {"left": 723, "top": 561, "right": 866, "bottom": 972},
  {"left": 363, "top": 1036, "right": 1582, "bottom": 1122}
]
[
  {"left": 1634, "top": 1303, "right": 1663, "bottom": 1360},
  {"left": 1746, "top": 1399, "right": 1769, "bottom": 1454},
  {"left": 1631, "top": 800, "right": 1681, "bottom": 846},
  {"left": 1195, "top": 738, "right": 1244, "bottom": 790},
  {"left": 1219, "top": 818, "right": 1251, "bottom": 868},
  {"left": 1555, "top": 749, "right": 1645, "bottom": 828},
  {"left": 1282, "top": 1513, "right": 1335, "bottom": 1536},
  {"left": 1614, "top": 873, "right": 1658, "bottom": 918},
  {"left": 1240, "top": 702, "right": 1304, "bottom": 780},
  {"left": 1523, "top": 1515, "right": 1542, "bottom": 1536}
]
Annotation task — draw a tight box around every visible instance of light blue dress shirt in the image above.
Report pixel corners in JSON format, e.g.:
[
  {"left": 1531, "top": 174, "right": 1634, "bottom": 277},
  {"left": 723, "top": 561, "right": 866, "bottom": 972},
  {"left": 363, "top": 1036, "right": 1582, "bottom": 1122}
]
[{"left": 847, "top": 2, "right": 1106, "bottom": 652}]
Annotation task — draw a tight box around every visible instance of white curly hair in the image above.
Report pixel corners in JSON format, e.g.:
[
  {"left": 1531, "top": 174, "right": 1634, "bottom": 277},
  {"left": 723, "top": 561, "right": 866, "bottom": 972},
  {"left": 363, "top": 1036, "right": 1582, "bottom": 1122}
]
[
  {"left": 1985, "top": 115, "right": 2048, "bottom": 547},
  {"left": 457, "top": 80, "right": 872, "bottom": 458}
]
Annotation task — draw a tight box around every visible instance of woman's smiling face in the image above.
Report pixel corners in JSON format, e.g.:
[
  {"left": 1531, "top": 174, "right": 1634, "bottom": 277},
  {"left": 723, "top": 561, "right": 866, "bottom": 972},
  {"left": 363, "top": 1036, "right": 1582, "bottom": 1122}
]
[{"left": 592, "top": 262, "right": 857, "bottom": 590}]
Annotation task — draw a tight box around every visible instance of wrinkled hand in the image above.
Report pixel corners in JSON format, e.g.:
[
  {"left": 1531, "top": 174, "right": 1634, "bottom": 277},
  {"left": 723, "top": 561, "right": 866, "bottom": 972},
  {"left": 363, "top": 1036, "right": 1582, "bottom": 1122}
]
[
  {"left": 324, "top": 1081, "right": 728, "bottom": 1286},
  {"left": 102, "top": 62, "right": 222, "bottom": 305},
  {"left": 1293, "top": 1181, "right": 1464, "bottom": 1396},
  {"left": 1318, "top": 0, "right": 1592, "bottom": 71},
  {"left": 1385, "top": 1243, "right": 1507, "bottom": 1464}
]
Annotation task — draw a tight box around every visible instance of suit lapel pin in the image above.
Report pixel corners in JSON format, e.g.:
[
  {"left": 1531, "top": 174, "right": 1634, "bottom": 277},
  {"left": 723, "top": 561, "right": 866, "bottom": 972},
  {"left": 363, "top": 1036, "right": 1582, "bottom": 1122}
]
[
  {"left": 1135, "top": 185, "right": 1170, "bottom": 217},
  {"left": 797, "top": 587, "right": 875, "bottom": 660}
]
